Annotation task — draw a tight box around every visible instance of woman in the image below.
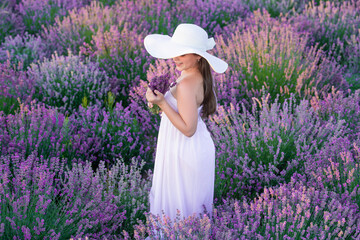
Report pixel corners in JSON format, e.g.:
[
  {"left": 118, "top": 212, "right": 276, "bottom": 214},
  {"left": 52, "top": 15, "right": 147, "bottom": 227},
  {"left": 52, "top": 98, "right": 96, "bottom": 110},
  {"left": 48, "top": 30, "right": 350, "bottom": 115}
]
[{"left": 144, "top": 23, "right": 228, "bottom": 220}]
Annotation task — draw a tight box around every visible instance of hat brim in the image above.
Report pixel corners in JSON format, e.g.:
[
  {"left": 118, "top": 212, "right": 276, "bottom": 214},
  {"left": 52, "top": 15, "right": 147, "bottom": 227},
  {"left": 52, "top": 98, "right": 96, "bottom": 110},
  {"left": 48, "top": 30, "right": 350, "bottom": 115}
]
[{"left": 144, "top": 34, "right": 228, "bottom": 73}]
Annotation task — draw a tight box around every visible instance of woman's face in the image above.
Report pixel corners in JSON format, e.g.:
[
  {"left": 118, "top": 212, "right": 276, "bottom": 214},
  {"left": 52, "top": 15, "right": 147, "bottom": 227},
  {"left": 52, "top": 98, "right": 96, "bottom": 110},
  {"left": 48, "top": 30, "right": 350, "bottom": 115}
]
[{"left": 172, "top": 54, "right": 201, "bottom": 72}]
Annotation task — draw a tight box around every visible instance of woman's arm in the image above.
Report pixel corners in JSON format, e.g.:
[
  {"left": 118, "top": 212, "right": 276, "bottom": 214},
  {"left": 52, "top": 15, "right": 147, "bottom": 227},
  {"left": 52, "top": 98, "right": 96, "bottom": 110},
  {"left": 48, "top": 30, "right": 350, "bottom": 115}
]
[{"left": 146, "top": 78, "right": 199, "bottom": 137}]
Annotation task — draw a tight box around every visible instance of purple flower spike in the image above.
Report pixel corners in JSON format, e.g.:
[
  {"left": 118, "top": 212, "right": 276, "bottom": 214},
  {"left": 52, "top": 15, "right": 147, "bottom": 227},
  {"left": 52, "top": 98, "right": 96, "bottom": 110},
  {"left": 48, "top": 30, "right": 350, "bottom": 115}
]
[{"left": 148, "top": 73, "right": 173, "bottom": 95}]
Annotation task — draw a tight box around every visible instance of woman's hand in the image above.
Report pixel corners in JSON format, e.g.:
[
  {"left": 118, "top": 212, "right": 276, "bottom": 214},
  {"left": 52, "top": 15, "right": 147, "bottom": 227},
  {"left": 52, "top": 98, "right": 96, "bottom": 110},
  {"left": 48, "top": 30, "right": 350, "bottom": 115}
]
[{"left": 146, "top": 88, "right": 165, "bottom": 108}]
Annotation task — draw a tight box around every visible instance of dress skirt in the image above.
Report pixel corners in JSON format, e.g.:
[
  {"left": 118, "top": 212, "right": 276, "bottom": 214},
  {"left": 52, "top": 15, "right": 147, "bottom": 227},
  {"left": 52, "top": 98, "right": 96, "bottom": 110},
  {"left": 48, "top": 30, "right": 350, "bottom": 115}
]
[{"left": 149, "top": 91, "right": 215, "bottom": 220}]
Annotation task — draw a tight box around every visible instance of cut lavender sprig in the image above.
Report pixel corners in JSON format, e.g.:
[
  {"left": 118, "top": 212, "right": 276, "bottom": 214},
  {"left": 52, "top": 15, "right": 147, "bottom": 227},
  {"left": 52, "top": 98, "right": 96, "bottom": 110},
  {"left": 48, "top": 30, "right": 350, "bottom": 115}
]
[
  {"left": 148, "top": 73, "right": 172, "bottom": 95},
  {"left": 148, "top": 73, "right": 176, "bottom": 114}
]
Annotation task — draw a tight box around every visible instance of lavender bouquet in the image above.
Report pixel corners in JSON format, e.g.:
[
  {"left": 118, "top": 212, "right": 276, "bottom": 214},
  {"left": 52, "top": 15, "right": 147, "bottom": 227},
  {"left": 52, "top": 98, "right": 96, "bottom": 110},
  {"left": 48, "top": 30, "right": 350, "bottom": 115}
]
[{"left": 148, "top": 73, "right": 175, "bottom": 114}]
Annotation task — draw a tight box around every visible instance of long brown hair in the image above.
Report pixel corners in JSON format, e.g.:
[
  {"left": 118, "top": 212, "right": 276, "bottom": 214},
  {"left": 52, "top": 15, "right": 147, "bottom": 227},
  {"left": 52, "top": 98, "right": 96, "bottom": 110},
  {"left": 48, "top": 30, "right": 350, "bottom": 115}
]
[{"left": 198, "top": 57, "right": 217, "bottom": 118}]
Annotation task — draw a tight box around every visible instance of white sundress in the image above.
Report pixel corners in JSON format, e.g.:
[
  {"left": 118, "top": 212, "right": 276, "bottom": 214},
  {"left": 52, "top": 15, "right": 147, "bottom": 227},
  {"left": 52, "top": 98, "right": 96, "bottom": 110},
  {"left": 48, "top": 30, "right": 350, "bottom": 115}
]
[{"left": 149, "top": 90, "right": 215, "bottom": 220}]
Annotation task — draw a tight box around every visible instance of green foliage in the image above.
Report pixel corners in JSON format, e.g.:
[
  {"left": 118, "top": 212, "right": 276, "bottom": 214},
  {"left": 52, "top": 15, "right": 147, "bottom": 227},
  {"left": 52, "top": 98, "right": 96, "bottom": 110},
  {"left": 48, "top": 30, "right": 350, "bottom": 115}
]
[
  {"left": 245, "top": 0, "right": 309, "bottom": 17},
  {"left": 105, "top": 91, "right": 115, "bottom": 112},
  {"left": 97, "top": 0, "right": 118, "bottom": 6},
  {"left": 21, "top": 2, "right": 63, "bottom": 35},
  {"left": 0, "top": 94, "right": 20, "bottom": 115},
  {"left": 346, "top": 73, "right": 360, "bottom": 91}
]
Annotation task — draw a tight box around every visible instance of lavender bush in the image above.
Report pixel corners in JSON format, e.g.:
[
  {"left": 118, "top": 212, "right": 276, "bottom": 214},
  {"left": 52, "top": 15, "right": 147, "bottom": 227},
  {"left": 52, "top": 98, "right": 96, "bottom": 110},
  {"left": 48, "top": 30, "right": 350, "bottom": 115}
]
[
  {"left": 28, "top": 51, "right": 110, "bottom": 114},
  {"left": 0, "top": 0, "right": 360, "bottom": 236},
  {"left": 0, "top": 102, "right": 67, "bottom": 159},
  {"left": 131, "top": 179, "right": 360, "bottom": 239},
  {"left": 191, "top": 0, "right": 249, "bottom": 36},
  {"left": 346, "top": 72, "right": 360, "bottom": 92},
  {"left": 17, "top": 0, "right": 65, "bottom": 35},
  {"left": 345, "top": 31, "right": 360, "bottom": 90},
  {"left": 0, "top": 60, "right": 34, "bottom": 114},
  {"left": 347, "top": 30, "right": 360, "bottom": 74},
  {"left": 0, "top": 33, "right": 48, "bottom": 70},
  {"left": 0, "top": 1, "right": 24, "bottom": 44},
  {"left": 17, "top": 0, "right": 91, "bottom": 35},
  {"left": 0, "top": 153, "right": 151, "bottom": 239},
  {"left": 43, "top": 1, "right": 127, "bottom": 56},
  {"left": 310, "top": 88, "right": 360, "bottom": 141},
  {"left": 212, "top": 179, "right": 360, "bottom": 239},
  {"left": 213, "top": 10, "right": 347, "bottom": 107},
  {"left": 244, "top": 0, "right": 310, "bottom": 17},
  {"left": 127, "top": 82, "right": 162, "bottom": 166},
  {"left": 80, "top": 25, "right": 152, "bottom": 105},
  {"left": 208, "top": 93, "right": 346, "bottom": 200},
  {"left": 114, "top": 0, "right": 249, "bottom": 37},
  {"left": 131, "top": 211, "right": 213, "bottom": 240},
  {"left": 291, "top": 0, "right": 360, "bottom": 66},
  {"left": 306, "top": 137, "right": 360, "bottom": 209},
  {"left": 0, "top": 98, "right": 152, "bottom": 168},
  {"left": 64, "top": 99, "right": 151, "bottom": 166}
]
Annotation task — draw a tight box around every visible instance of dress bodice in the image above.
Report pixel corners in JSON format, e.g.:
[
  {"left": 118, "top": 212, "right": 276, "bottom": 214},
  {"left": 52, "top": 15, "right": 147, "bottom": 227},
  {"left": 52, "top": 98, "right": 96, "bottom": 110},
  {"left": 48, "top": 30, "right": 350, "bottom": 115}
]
[{"left": 164, "top": 90, "right": 202, "bottom": 114}]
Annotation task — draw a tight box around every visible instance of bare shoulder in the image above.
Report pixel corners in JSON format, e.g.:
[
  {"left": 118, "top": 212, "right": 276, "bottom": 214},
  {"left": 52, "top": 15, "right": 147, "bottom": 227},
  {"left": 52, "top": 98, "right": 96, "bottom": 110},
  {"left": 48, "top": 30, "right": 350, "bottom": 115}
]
[
  {"left": 177, "top": 73, "right": 202, "bottom": 90},
  {"left": 176, "top": 76, "right": 194, "bottom": 91},
  {"left": 172, "top": 72, "right": 203, "bottom": 101}
]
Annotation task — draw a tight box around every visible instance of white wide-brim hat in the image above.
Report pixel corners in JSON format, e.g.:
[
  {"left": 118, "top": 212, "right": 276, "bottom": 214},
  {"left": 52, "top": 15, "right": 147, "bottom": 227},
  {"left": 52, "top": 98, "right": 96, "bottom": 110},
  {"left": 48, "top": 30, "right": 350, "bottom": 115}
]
[{"left": 144, "top": 23, "right": 228, "bottom": 73}]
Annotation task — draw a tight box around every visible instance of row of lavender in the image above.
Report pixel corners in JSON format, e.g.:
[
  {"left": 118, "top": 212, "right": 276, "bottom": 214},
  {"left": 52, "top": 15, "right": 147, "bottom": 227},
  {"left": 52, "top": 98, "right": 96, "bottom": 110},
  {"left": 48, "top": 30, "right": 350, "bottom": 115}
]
[
  {"left": 1, "top": 0, "right": 360, "bottom": 238},
  {"left": 1, "top": 0, "right": 359, "bottom": 110},
  {"left": 2, "top": 89, "right": 360, "bottom": 238}
]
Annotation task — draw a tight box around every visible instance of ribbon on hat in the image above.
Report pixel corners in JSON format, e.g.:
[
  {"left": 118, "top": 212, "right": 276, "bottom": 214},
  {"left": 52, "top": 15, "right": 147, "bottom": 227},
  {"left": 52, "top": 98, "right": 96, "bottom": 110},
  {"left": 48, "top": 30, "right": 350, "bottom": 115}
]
[{"left": 206, "top": 37, "right": 216, "bottom": 50}]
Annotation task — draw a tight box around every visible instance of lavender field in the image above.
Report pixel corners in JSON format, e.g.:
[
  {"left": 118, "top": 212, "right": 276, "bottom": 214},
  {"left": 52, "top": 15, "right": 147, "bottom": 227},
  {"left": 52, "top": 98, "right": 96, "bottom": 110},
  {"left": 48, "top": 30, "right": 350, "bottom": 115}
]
[{"left": 1, "top": 0, "right": 360, "bottom": 239}]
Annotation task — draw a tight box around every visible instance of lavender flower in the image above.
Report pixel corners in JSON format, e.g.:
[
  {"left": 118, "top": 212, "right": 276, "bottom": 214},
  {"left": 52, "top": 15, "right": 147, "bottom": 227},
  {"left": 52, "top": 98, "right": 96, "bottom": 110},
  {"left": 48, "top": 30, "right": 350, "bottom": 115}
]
[
  {"left": 1, "top": 0, "right": 360, "bottom": 238},
  {"left": 0, "top": 153, "right": 150, "bottom": 239},
  {"left": 28, "top": 51, "right": 110, "bottom": 114},
  {"left": 213, "top": 9, "right": 347, "bottom": 107},
  {"left": 16, "top": 0, "right": 91, "bottom": 35},
  {"left": 310, "top": 88, "right": 360, "bottom": 141},
  {"left": 42, "top": 1, "right": 124, "bottom": 55},
  {"left": 307, "top": 138, "right": 360, "bottom": 209},
  {"left": 245, "top": 0, "right": 309, "bottom": 17},
  {"left": 291, "top": 0, "right": 360, "bottom": 66},
  {"left": 346, "top": 30, "right": 360, "bottom": 74},
  {"left": 208, "top": 93, "right": 346, "bottom": 200},
  {"left": 0, "top": 102, "right": 67, "bottom": 159},
  {"left": 0, "top": 98, "right": 153, "bottom": 167},
  {"left": 147, "top": 73, "right": 173, "bottom": 114},
  {"left": 0, "top": 32, "right": 48, "bottom": 70},
  {"left": 0, "top": 1, "right": 24, "bottom": 43},
  {"left": 130, "top": 178, "right": 360, "bottom": 239},
  {"left": 148, "top": 73, "right": 172, "bottom": 95},
  {"left": 0, "top": 60, "right": 34, "bottom": 114},
  {"left": 80, "top": 25, "right": 152, "bottom": 106}
]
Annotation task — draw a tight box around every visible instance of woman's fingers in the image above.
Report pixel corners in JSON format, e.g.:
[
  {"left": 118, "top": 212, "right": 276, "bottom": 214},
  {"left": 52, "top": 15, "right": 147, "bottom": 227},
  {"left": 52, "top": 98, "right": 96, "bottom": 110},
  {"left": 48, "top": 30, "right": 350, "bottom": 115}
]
[
  {"left": 146, "top": 88, "right": 155, "bottom": 101},
  {"left": 154, "top": 90, "right": 162, "bottom": 96},
  {"left": 146, "top": 88, "right": 158, "bottom": 107},
  {"left": 146, "top": 88, "right": 165, "bottom": 107}
]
